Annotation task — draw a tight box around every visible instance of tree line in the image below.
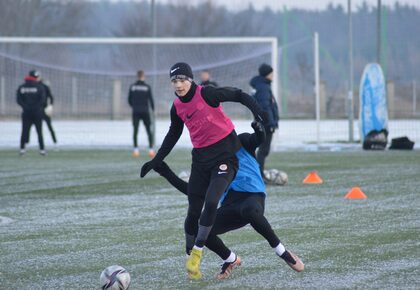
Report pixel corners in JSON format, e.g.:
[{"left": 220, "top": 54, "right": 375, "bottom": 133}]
[{"left": 0, "top": 0, "right": 419, "bottom": 82}]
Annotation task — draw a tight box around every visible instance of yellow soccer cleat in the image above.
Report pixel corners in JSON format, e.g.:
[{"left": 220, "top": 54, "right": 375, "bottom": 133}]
[
  {"left": 188, "top": 270, "right": 202, "bottom": 280},
  {"left": 186, "top": 248, "right": 203, "bottom": 280}
]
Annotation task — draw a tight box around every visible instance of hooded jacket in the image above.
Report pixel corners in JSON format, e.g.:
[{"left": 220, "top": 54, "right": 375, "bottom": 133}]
[
  {"left": 250, "top": 75, "right": 279, "bottom": 130},
  {"left": 16, "top": 76, "right": 46, "bottom": 113}
]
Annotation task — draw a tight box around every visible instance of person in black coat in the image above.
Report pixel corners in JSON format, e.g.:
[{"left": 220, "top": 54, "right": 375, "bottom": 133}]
[
  {"left": 199, "top": 70, "right": 218, "bottom": 87},
  {"left": 16, "top": 70, "right": 46, "bottom": 155},
  {"left": 39, "top": 77, "right": 58, "bottom": 146},
  {"left": 250, "top": 63, "right": 279, "bottom": 179},
  {"left": 128, "top": 70, "right": 155, "bottom": 157}
]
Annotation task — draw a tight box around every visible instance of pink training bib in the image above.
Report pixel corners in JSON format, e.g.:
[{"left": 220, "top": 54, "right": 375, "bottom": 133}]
[{"left": 174, "top": 86, "right": 234, "bottom": 148}]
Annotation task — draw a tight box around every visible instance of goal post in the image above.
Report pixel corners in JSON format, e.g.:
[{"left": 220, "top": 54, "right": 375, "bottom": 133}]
[{"left": 0, "top": 37, "right": 278, "bottom": 119}]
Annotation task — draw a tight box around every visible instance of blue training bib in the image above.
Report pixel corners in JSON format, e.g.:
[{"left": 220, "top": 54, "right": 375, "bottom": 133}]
[{"left": 219, "top": 147, "right": 266, "bottom": 203}]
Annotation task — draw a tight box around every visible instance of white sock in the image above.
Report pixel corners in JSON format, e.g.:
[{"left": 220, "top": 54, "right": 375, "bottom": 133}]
[
  {"left": 274, "top": 243, "right": 286, "bottom": 256},
  {"left": 193, "top": 245, "right": 203, "bottom": 251},
  {"left": 224, "top": 251, "right": 236, "bottom": 263}
]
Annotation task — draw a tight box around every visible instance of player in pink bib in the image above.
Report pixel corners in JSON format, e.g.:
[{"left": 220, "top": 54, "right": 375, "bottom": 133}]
[{"left": 140, "top": 62, "right": 265, "bottom": 279}]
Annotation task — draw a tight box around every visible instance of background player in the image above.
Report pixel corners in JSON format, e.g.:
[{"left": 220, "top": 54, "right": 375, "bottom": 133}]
[
  {"left": 17, "top": 70, "right": 46, "bottom": 156},
  {"left": 250, "top": 63, "right": 279, "bottom": 178},
  {"left": 39, "top": 75, "right": 58, "bottom": 147},
  {"left": 199, "top": 70, "right": 218, "bottom": 87},
  {"left": 128, "top": 70, "right": 155, "bottom": 157}
]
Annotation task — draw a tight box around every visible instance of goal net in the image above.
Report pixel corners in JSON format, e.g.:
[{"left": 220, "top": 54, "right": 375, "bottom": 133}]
[{"left": 0, "top": 37, "right": 277, "bottom": 119}]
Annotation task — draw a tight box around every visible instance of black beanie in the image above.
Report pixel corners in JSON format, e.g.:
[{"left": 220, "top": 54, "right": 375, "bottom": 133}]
[
  {"left": 170, "top": 62, "right": 193, "bottom": 81},
  {"left": 258, "top": 63, "right": 273, "bottom": 77},
  {"left": 29, "top": 70, "right": 40, "bottom": 78}
]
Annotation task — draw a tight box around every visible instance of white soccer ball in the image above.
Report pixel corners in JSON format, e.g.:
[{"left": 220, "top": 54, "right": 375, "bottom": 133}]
[
  {"left": 264, "top": 169, "right": 288, "bottom": 186},
  {"left": 44, "top": 104, "right": 53, "bottom": 116},
  {"left": 100, "top": 265, "right": 131, "bottom": 290}
]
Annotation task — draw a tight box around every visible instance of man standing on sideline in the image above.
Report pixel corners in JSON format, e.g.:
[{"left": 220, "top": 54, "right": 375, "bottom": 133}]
[
  {"left": 128, "top": 70, "right": 155, "bottom": 157},
  {"left": 17, "top": 70, "right": 46, "bottom": 156},
  {"left": 199, "top": 70, "right": 218, "bottom": 87},
  {"left": 250, "top": 63, "right": 279, "bottom": 179},
  {"left": 39, "top": 75, "right": 58, "bottom": 148}
]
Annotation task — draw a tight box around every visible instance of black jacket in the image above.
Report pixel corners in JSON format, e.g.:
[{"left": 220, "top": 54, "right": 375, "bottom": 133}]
[
  {"left": 16, "top": 77, "right": 46, "bottom": 113},
  {"left": 128, "top": 80, "right": 154, "bottom": 114},
  {"left": 250, "top": 75, "right": 279, "bottom": 130}
]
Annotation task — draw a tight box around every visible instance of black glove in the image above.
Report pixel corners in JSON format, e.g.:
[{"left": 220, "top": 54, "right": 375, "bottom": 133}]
[
  {"left": 140, "top": 158, "right": 161, "bottom": 178},
  {"left": 251, "top": 120, "right": 265, "bottom": 134}
]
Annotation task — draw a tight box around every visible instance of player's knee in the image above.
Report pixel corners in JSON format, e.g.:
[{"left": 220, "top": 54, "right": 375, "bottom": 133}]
[{"left": 241, "top": 204, "right": 263, "bottom": 221}]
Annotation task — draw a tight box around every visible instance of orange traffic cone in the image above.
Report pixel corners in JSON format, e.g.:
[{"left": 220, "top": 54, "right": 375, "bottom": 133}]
[
  {"left": 303, "top": 171, "right": 323, "bottom": 184},
  {"left": 344, "top": 187, "right": 367, "bottom": 199}
]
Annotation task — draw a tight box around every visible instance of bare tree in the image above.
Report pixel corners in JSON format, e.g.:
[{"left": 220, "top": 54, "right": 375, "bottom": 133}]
[
  {"left": 0, "top": 0, "right": 90, "bottom": 37},
  {"left": 0, "top": 0, "right": 42, "bottom": 36}
]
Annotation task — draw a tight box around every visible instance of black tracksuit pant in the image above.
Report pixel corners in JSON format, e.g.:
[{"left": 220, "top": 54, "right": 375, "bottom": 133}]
[
  {"left": 20, "top": 111, "right": 44, "bottom": 150},
  {"left": 132, "top": 112, "right": 153, "bottom": 148}
]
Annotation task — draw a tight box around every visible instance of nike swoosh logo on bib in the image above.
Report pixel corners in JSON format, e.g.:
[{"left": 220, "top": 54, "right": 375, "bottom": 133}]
[{"left": 186, "top": 111, "right": 197, "bottom": 119}]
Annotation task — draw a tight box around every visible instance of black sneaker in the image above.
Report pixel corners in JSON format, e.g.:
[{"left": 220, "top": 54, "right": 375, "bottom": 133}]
[
  {"left": 280, "top": 250, "right": 304, "bottom": 272},
  {"left": 216, "top": 255, "right": 241, "bottom": 279}
]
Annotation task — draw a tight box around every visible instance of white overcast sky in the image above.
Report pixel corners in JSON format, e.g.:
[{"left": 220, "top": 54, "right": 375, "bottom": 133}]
[{"left": 156, "top": 0, "right": 420, "bottom": 11}]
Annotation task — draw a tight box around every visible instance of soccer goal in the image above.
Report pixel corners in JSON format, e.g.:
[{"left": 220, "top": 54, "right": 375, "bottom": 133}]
[{"left": 0, "top": 37, "right": 278, "bottom": 119}]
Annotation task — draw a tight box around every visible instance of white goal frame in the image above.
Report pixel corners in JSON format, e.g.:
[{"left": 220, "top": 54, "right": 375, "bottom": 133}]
[{"left": 0, "top": 36, "right": 279, "bottom": 101}]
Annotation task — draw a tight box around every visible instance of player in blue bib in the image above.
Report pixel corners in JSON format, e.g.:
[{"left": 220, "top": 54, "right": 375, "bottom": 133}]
[{"left": 154, "top": 121, "right": 304, "bottom": 279}]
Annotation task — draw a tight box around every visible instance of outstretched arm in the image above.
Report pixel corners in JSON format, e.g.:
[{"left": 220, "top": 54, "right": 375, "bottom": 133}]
[
  {"left": 140, "top": 105, "right": 183, "bottom": 177},
  {"left": 154, "top": 162, "right": 188, "bottom": 195},
  {"left": 201, "top": 86, "right": 265, "bottom": 122}
]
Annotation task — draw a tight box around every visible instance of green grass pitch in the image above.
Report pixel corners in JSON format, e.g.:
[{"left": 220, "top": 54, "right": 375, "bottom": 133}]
[{"left": 0, "top": 149, "right": 419, "bottom": 289}]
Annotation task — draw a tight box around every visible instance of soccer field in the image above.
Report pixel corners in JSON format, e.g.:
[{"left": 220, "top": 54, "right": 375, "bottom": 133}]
[{"left": 0, "top": 149, "right": 419, "bottom": 289}]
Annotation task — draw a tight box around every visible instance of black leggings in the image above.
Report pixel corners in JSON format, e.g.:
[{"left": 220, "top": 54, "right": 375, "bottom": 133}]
[
  {"left": 43, "top": 114, "right": 57, "bottom": 143},
  {"left": 205, "top": 193, "right": 281, "bottom": 260},
  {"left": 132, "top": 112, "right": 153, "bottom": 148},
  {"left": 185, "top": 158, "right": 238, "bottom": 248}
]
